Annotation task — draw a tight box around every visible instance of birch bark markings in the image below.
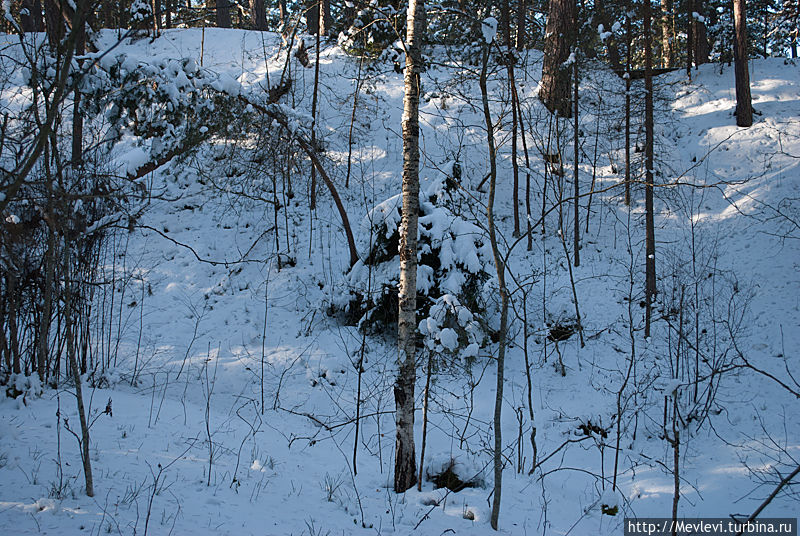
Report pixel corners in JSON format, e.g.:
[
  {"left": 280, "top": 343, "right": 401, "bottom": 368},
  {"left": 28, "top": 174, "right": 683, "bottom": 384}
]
[{"left": 394, "top": 0, "right": 424, "bottom": 494}]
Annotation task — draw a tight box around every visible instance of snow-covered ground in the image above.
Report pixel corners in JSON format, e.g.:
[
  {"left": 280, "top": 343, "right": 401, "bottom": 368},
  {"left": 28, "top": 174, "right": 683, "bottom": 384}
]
[{"left": 1, "top": 29, "right": 798, "bottom": 535}]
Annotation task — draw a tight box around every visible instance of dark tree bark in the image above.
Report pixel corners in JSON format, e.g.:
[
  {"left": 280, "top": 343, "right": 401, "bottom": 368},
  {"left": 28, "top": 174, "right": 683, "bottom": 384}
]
[
  {"left": 733, "top": 0, "right": 753, "bottom": 127},
  {"left": 573, "top": 57, "right": 580, "bottom": 267},
  {"left": 662, "top": 0, "right": 675, "bottom": 67},
  {"left": 72, "top": 4, "right": 86, "bottom": 166},
  {"left": 21, "top": 0, "right": 45, "bottom": 32},
  {"left": 644, "top": 0, "right": 656, "bottom": 339},
  {"left": 504, "top": 0, "right": 520, "bottom": 237},
  {"left": 595, "top": 0, "right": 622, "bottom": 69},
  {"left": 516, "top": 0, "right": 525, "bottom": 50},
  {"left": 307, "top": 0, "right": 331, "bottom": 35},
  {"left": 43, "top": 0, "right": 64, "bottom": 48},
  {"left": 687, "top": 0, "right": 694, "bottom": 76},
  {"left": 250, "top": 0, "right": 266, "bottom": 30},
  {"left": 307, "top": 1, "right": 319, "bottom": 34},
  {"left": 694, "top": 1, "right": 710, "bottom": 64},
  {"left": 395, "top": 0, "right": 424, "bottom": 494},
  {"left": 540, "top": 0, "right": 576, "bottom": 117},
  {"left": 216, "top": 0, "right": 231, "bottom": 28},
  {"left": 624, "top": 2, "right": 632, "bottom": 206}
]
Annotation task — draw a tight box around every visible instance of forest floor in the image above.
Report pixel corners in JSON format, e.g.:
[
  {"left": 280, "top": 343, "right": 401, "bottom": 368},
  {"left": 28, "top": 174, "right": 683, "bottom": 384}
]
[{"left": 1, "top": 29, "right": 799, "bottom": 535}]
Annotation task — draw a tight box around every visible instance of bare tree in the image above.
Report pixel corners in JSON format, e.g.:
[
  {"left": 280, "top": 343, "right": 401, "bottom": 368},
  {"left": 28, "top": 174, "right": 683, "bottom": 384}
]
[{"left": 395, "top": 0, "right": 424, "bottom": 493}]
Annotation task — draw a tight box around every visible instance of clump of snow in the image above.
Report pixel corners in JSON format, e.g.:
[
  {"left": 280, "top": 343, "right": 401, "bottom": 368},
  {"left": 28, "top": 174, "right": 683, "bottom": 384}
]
[
  {"left": 481, "top": 17, "right": 498, "bottom": 44},
  {"left": 120, "top": 147, "right": 149, "bottom": 177}
]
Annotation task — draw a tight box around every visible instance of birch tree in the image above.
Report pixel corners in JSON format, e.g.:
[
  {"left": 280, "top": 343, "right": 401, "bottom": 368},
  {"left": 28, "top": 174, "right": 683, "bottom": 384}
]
[{"left": 395, "top": 0, "right": 424, "bottom": 493}]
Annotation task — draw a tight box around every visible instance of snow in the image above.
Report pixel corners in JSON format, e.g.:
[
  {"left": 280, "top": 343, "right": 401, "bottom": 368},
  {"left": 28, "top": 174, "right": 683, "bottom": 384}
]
[
  {"left": 119, "top": 146, "right": 149, "bottom": 176},
  {"left": 481, "top": 17, "right": 498, "bottom": 44},
  {"left": 2, "top": 1, "right": 14, "bottom": 27},
  {"left": 1, "top": 26, "right": 799, "bottom": 536}
]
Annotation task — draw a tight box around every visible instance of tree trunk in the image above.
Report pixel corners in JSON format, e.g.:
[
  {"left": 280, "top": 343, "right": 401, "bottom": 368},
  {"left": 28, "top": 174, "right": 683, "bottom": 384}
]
[
  {"left": 694, "top": 1, "right": 710, "bottom": 64},
  {"left": 250, "top": 0, "right": 266, "bottom": 30},
  {"left": 687, "top": 0, "right": 694, "bottom": 76},
  {"left": 595, "top": 0, "right": 622, "bottom": 69},
  {"left": 38, "top": 227, "right": 56, "bottom": 383},
  {"left": 516, "top": 0, "right": 525, "bottom": 50},
  {"left": 644, "top": 0, "right": 656, "bottom": 338},
  {"left": 64, "top": 246, "right": 94, "bottom": 497},
  {"left": 540, "top": 0, "right": 576, "bottom": 117},
  {"left": 395, "top": 0, "right": 424, "bottom": 494},
  {"left": 480, "top": 43, "right": 509, "bottom": 532},
  {"left": 21, "top": 0, "right": 45, "bottom": 32},
  {"left": 573, "top": 57, "right": 580, "bottom": 267},
  {"left": 310, "top": 26, "right": 321, "bottom": 209},
  {"left": 306, "top": 0, "right": 319, "bottom": 34},
  {"left": 320, "top": 0, "right": 332, "bottom": 36},
  {"left": 504, "top": 0, "right": 520, "bottom": 237},
  {"left": 624, "top": 3, "right": 631, "bottom": 206},
  {"left": 661, "top": 0, "right": 674, "bottom": 67},
  {"left": 216, "top": 0, "right": 231, "bottom": 28},
  {"left": 72, "top": 12, "right": 85, "bottom": 167},
  {"left": 43, "top": 0, "right": 64, "bottom": 48},
  {"left": 733, "top": 0, "right": 753, "bottom": 127},
  {"left": 279, "top": 0, "right": 287, "bottom": 30},
  {"left": 8, "top": 274, "right": 20, "bottom": 375}
]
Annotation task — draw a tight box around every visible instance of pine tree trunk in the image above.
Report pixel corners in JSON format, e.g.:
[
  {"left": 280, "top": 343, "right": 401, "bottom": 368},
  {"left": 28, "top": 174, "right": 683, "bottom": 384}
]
[
  {"left": 573, "top": 58, "right": 580, "bottom": 267},
  {"left": 516, "top": 0, "right": 525, "bottom": 50},
  {"left": 504, "top": 0, "right": 520, "bottom": 237},
  {"left": 540, "top": 0, "right": 576, "bottom": 117},
  {"left": 43, "top": 0, "right": 64, "bottom": 48},
  {"left": 395, "top": 0, "right": 424, "bottom": 495},
  {"left": 307, "top": 0, "right": 319, "bottom": 34},
  {"left": 72, "top": 13, "right": 85, "bottom": 167},
  {"left": 624, "top": 3, "right": 631, "bottom": 206},
  {"left": 21, "top": 0, "right": 44, "bottom": 32},
  {"left": 644, "top": 0, "right": 656, "bottom": 338},
  {"left": 250, "top": 0, "right": 266, "bottom": 30},
  {"left": 320, "top": 0, "right": 332, "bottom": 36},
  {"left": 694, "top": 2, "right": 710, "bottom": 64},
  {"left": 216, "top": 0, "right": 231, "bottom": 28},
  {"left": 733, "top": 0, "right": 753, "bottom": 127},
  {"left": 662, "top": 0, "right": 674, "bottom": 67},
  {"left": 687, "top": 0, "right": 694, "bottom": 76}
]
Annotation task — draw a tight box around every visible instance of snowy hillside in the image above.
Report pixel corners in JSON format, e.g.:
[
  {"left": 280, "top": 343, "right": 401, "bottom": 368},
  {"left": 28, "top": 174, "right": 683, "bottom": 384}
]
[{"left": 0, "top": 28, "right": 798, "bottom": 535}]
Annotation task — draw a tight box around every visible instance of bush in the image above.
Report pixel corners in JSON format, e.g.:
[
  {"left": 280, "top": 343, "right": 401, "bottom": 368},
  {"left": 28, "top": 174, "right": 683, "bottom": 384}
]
[{"left": 333, "top": 163, "right": 495, "bottom": 360}]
